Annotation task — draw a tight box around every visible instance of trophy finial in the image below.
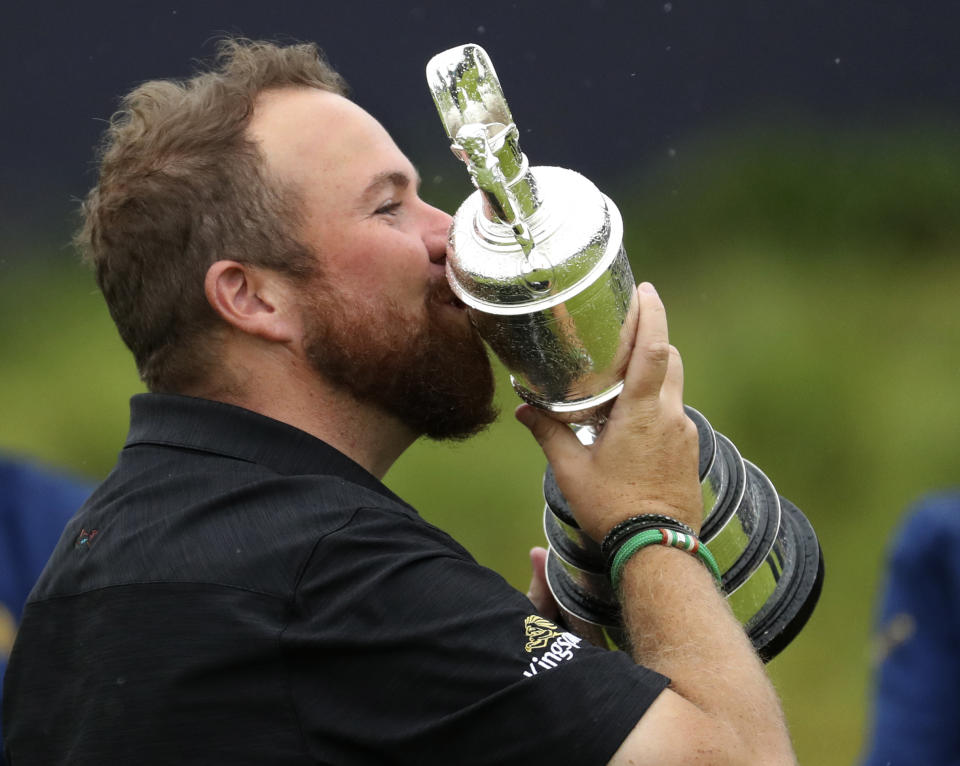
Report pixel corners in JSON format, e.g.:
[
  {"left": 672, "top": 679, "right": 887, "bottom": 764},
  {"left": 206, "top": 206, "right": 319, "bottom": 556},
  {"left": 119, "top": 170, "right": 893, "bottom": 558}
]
[
  {"left": 426, "top": 44, "right": 514, "bottom": 144},
  {"left": 426, "top": 44, "right": 540, "bottom": 252}
]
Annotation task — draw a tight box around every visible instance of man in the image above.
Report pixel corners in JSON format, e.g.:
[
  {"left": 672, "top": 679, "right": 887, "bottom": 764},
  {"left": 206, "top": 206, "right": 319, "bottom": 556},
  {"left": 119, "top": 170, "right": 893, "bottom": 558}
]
[
  {"left": 3, "top": 39, "right": 796, "bottom": 764},
  {"left": 861, "top": 493, "right": 960, "bottom": 765},
  {"left": 0, "top": 456, "right": 92, "bottom": 766}
]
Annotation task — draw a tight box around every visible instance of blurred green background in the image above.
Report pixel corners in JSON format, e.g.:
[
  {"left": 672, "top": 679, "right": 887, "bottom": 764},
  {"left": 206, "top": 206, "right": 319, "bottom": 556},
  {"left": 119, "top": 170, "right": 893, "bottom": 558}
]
[{"left": 2, "top": 121, "right": 958, "bottom": 765}]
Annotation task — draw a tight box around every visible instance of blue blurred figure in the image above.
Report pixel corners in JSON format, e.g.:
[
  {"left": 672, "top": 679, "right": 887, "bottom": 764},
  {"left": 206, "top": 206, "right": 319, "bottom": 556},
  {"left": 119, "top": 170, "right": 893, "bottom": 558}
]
[
  {"left": 861, "top": 492, "right": 960, "bottom": 766},
  {"left": 0, "top": 456, "right": 92, "bottom": 766}
]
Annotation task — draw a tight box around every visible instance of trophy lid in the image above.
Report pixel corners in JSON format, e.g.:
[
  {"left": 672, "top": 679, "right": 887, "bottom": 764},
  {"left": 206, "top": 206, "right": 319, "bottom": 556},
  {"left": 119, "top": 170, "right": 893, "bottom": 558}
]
[{"left": 447, "top": 166, "right": 623, "bottom": 313}]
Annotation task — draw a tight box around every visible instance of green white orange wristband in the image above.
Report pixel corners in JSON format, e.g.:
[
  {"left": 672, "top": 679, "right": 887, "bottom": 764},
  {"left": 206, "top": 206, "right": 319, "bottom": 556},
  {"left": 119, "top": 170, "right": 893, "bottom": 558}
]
[{"left": 609, "top": 528, "right": 723, "bottom": 591}]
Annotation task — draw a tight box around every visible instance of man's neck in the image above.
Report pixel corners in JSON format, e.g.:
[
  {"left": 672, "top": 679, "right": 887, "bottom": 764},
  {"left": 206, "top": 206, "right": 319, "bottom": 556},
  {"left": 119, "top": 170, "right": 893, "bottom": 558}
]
[{"left": 190, "top": 354, "right": 417, "bottom": 480}]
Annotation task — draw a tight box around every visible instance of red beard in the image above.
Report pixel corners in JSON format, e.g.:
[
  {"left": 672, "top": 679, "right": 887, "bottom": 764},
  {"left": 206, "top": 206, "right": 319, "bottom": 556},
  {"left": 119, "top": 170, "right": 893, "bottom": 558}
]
[{"left": 301, "top": 276, "right": 498, "bottom": 441}]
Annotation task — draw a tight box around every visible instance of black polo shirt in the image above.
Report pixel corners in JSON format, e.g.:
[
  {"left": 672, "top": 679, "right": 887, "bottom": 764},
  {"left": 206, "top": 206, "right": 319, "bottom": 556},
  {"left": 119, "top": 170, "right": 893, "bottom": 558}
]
[{"left": 3, "top": 394, "right": 667, "bottom": 765}]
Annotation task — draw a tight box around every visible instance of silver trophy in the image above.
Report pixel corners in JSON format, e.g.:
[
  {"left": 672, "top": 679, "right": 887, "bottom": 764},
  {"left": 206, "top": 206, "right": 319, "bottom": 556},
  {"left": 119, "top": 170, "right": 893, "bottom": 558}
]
[{"left": 426, "top": 44, "right": 823, "bottom": 660}]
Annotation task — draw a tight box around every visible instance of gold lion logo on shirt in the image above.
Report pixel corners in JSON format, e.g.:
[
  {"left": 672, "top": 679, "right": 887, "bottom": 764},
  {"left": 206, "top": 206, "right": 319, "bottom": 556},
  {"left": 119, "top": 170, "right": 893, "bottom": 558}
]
[{"left": 524, "top": 615, "right": 562, "bottom": 653}]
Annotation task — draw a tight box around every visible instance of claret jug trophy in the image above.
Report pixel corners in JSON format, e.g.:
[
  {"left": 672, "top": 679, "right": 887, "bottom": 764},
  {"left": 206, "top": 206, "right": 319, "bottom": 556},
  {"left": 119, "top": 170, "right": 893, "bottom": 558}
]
[{"left": 426, "top": 44, "right": 823, "bottom": 660}]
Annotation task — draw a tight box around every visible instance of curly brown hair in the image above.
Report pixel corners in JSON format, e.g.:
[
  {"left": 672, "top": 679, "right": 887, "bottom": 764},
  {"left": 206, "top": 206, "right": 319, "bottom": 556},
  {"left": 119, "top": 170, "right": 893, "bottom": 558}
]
[{"left": 75, "top": 38, "right": 348, "bottom": 393}]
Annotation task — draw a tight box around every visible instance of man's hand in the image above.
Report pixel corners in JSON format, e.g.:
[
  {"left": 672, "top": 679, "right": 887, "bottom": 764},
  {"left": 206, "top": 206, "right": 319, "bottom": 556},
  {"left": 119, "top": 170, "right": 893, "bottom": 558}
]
[{"left": 515, "top": 282, "right": 702, "bottom": 541}]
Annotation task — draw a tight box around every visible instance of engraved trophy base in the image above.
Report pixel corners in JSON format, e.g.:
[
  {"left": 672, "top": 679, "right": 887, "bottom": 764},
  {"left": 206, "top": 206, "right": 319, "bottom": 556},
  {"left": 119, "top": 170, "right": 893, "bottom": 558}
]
[{"left": 541, "top": 407, "right": 824, "bottom": 662}]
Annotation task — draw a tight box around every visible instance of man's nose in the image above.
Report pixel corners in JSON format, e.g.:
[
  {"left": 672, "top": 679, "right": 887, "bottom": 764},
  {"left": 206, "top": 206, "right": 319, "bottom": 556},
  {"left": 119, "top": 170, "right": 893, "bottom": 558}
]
[{"left": 424, "top": 203, "right": 454, "bottom": 264}]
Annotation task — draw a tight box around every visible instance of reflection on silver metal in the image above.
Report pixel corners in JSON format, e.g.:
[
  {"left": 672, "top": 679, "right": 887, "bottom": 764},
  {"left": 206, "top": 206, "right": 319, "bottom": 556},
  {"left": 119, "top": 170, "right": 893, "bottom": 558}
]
[
  {"left": 427, "top": 44, "right": 636, "bottom": 424},
  {"left": 426, "top": 44, "right": 823, "bottom": 660}
]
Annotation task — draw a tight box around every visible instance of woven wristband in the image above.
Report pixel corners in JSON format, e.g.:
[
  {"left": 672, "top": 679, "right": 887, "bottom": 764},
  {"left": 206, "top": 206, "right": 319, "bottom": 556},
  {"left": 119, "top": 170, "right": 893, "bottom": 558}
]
[
  {"left": 601, "top": 513, "right": 696, "bottom": 560},
  {"left": 609, "top": 528, "right": 722, "bottom": 591}
]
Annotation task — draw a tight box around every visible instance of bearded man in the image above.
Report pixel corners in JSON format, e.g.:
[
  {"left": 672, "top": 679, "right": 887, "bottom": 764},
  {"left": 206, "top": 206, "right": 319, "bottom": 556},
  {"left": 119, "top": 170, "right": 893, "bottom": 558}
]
[{"left": 2, "top": 39, "right": 796, "bottom": 765}]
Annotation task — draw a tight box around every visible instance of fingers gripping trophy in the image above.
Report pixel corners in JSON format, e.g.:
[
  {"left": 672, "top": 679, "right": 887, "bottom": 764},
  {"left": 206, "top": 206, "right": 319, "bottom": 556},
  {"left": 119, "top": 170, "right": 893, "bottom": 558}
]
[{"left": 426, "top": 44, "right": 823, "bottom": 661}]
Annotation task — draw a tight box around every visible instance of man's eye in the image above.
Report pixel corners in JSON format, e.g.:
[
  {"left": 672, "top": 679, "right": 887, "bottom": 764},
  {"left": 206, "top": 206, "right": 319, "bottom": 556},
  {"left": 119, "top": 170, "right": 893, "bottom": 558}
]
[{"left": 375, "top": 201, "right": 401, "bottom": 216}]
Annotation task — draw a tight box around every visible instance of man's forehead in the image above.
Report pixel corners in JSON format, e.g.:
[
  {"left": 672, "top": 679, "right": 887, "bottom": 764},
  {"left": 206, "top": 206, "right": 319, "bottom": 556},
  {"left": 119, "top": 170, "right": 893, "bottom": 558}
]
[
  {"left": 250, "top": 87, "right": 401, "bottom": 177},
  {"left": 250, "top": 86, "right": 353, "bottom": 140}
]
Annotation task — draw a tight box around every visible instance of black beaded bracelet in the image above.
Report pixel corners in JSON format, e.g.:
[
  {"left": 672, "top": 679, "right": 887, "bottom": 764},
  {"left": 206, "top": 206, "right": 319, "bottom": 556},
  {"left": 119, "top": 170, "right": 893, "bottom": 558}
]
[{"left": 601, "top": 513, "right": 697, "bottom": 565}]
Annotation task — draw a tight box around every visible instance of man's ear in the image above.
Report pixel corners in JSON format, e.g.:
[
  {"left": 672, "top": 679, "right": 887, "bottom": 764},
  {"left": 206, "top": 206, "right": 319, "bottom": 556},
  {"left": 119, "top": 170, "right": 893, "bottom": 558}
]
[{"left": 204, "top": 260, "right": 298, "bottom": 343}]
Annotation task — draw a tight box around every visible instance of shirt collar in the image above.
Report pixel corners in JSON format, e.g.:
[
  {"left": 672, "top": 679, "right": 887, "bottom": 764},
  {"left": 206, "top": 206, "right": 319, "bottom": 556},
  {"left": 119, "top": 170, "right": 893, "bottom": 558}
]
[{"left": 125, "top": 393, "right": 404, "bottom": 504}]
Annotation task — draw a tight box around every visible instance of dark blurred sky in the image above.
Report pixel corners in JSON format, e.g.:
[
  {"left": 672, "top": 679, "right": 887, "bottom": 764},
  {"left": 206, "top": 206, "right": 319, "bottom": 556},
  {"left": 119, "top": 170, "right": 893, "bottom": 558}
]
[{"left": 1, "top": 0, "right": 958, "bottom": 249}]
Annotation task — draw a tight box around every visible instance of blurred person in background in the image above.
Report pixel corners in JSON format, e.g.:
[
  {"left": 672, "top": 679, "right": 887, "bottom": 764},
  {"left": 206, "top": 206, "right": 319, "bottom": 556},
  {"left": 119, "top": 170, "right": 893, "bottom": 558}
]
[
  {"left": 0, "top": 456, "right": 92, "bottom": 766},
  {"left": 3, "top": 39, "right": 797, "bottom": 765},
  {"left": 861, "top": 492, "right": 960, "bottom": 766}
]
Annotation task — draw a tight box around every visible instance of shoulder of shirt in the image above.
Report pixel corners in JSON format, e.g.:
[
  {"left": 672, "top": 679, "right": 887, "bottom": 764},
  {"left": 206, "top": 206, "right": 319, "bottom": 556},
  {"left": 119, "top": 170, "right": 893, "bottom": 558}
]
[
  {"left": 27, "top": 468, "right": 441, "bottom": 603},
  {"left": 323, "top": 501, "right": 475, "bottom": 562}
]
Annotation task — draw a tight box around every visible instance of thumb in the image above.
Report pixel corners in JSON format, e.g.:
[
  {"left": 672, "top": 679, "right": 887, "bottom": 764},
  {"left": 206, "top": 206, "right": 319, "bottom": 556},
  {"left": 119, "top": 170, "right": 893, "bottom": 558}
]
[{"left": 514, "top": 404, "right": 583, "bottom": 468}]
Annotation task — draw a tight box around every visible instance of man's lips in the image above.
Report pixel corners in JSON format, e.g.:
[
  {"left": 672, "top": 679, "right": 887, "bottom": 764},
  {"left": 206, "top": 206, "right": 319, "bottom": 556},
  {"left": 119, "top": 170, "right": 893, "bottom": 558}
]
[{"left": 430, "top": 278, "right": 468, "bottom": 311}]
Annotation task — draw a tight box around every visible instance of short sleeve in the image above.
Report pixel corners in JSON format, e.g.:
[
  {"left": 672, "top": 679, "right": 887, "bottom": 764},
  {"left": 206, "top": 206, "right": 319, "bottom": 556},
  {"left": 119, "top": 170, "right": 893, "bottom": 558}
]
[{"left": 282, "top": 506, "right": 668, "bottom": 766}]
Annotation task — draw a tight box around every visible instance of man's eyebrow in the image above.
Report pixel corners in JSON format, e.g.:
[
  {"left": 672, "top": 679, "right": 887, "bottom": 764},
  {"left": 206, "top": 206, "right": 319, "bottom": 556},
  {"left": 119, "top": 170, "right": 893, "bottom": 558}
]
[{"left": 361, "top": 170, "right": 421, "bottom": 198}]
